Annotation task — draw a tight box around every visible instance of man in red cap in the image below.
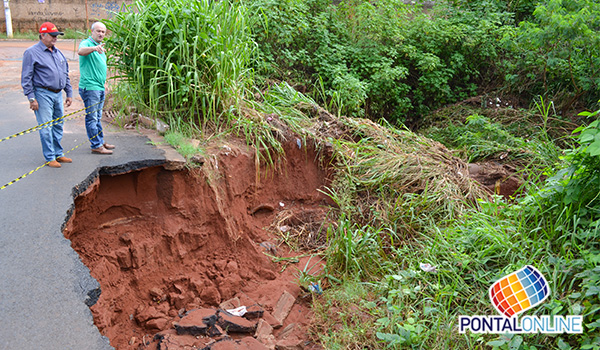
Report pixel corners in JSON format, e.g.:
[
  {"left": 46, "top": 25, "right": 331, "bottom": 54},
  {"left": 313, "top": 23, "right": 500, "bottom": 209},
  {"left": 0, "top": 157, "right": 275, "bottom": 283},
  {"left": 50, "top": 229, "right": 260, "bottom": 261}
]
[{"left": 21, "top": 22, "right": 73, "bottom": 168}]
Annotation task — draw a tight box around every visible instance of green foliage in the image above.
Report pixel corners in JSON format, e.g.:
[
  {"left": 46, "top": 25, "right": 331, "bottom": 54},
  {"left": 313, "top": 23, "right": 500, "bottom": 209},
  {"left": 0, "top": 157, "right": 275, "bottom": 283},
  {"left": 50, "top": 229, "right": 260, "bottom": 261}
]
[
  {"left": 311, "top": 281, "right": 381, "bottom": 349},
  {"left": 325, "top": 215, "right": 386, "bottom": 279},
  {"left": 447, "top": 0, "right": 538, "bottom": 22},
  {"left": 248, "top": 0, "right": 507, "bottom": 124},
  {"left": 105, "top": 0, "right": 254, "bottom": 130},
  {"left": 314, "top": 103, "right": 600, "bottom": 348},
  {"left": 526, "top": 106, "right": 600, "bottom": 226},
  {"left": 500, "top": 0, "right": 600, "bottom": 110},
  {"left": 101, "top": 0, "right": 600, "bottom": 347},
  {"left": 425, "top": 113, "right": 561, "bottom": 166},
  {"left": 236, "top": 81, "right": 319, "bottom": 169},
  {"left": 163, "top": 131, "right": 204, "bottom": 161}
]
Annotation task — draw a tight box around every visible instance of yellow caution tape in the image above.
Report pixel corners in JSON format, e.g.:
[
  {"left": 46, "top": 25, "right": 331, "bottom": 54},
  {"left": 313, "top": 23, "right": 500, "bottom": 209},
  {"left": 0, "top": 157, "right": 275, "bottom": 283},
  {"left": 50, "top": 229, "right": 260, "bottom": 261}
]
[
  {"left": 0, "top": 126, "right": 104, "bottom": 191},
  {"left": 0, "top": 101, "right": 102, "bottom": 144},
  {"left": 0, "top": 162, "right": 51, "bottom": 190}
]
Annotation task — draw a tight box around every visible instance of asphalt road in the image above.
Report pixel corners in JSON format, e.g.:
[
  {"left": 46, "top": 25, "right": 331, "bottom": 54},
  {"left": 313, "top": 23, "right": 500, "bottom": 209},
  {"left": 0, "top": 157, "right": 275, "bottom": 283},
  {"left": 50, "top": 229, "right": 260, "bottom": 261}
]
[{"left": 0, "top": 40, "right": 184, "bottom": 349}]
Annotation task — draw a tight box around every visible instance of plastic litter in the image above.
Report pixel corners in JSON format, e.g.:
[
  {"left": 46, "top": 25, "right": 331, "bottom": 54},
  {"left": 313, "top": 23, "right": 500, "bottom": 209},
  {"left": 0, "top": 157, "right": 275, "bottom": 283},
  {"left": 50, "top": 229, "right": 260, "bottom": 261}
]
[
  {"left": 308, "top": 282, "right": 322, "bottom": 295},
  {"left": 226, "top": 306, "right": 247, "bottom": 316},
  {"left": 419, "top": 263, "right": 437, "bottom": 273}
]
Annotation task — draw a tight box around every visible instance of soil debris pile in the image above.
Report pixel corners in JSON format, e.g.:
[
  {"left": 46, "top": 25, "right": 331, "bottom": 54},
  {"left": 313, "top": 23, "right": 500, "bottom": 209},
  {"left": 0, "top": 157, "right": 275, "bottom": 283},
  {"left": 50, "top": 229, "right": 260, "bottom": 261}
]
[
  {"left": 63, "top": 139, "right": 331, "bottom": 350},
  {"left": 153, "top": 290, "right": 299, "bottom": 349}
]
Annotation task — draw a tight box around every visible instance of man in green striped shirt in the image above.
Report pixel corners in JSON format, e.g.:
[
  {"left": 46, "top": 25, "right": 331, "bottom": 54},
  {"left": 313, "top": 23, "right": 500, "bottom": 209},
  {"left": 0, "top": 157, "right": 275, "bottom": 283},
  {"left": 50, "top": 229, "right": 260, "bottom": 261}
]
[{"left": 78, "top": 21, "right": 115, "bottom": 154}]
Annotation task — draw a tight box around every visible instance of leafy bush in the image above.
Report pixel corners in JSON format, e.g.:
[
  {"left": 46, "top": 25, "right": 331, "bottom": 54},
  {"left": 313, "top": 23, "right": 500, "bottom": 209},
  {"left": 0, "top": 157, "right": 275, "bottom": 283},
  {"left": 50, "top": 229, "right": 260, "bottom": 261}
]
[
  {"left": 509, "top": 107, "right": 600, "bottom": 348},
  {"left": 500, "top": 0, "right": 600, "bottom": 111},
  {"left": 527, "top": 107, "right": 600, "bottom": 231},
  {"left": 248, "top": 0, "right": 508, "bottom": 124},
  {"left": 447, "top": 0, "right": 538, "bottom": 22}
]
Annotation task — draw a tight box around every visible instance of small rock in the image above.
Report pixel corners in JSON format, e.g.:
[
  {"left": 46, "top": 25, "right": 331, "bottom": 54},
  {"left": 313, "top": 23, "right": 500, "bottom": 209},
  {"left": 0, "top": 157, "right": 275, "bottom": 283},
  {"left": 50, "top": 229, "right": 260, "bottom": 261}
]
[
  {"left": 272, "top": 291, "right": 296, "bottom": 325},
  {"left": 275, "top": 337, "right": 304, "bottom": 350},
  {"left": 173, "top": 283, "right": 185, "bottom": 294},
  {"left": 258, "top": 268, "right": 277, "bottom": 281},
  {"left": 155, "top": 330, "right": 213, "bottom": 350},
  {"left": 156, "top": 118, "right": 170, "bottom": 134},
  {"left": 119, "top": 232, "right": 134, "bottom": 244},
  {"left": 468, "top": 163, "right": 480, "bottom": 175},
  {"left": 277, "top": 323, "right": 298, "bottom": 340},
  {"left": 169, "top": 293, "right": 187, "bottom": 310},
  {"left": 275, "top": 323, "right": 305, "bottom": 350},
  {"left": 168, "top": 309, "right": 178, "bottom": 318},
  {"left": 186, "top": 300, "right": 201, "bottom": 311},
  {"left": 214, "top": 260, "right": 228, "bottom": 271},
  {"left": 226, "top": 260, "right": 239, "bottom": 275},
  {"left": 135, "top": 305, "right": 162, "bottom": 324},
  {"left": 255, "top": 319, "right": 276, "bottom": 349},
  {"left": 149, "top": 287, "right": 163, "bottom": 299},
  {"left": 190, "top": 278, "right": 205, "bottom": 293},
  {"left": 261, "top": 311, "right": 281, "bottom": 329},
  {"left": 190, "top": 154, "right": 205, "bottom": 165},
  {"left": 200, "top": 285, "right": 222, "bottom": 305},
  {"left": 115, "top": 248, "right": 132, "bottom": 269},
  {"left": 146, "top": 317, "right": 168, "bottom": 330},
  {"left": 208, "top": 324, "right": 224, "bottom": 337}
]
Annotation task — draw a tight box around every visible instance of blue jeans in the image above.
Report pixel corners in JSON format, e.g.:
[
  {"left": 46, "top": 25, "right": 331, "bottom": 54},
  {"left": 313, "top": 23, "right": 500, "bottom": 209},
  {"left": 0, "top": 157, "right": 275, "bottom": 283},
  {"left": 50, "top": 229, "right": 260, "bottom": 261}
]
[
  {"left": 79, "top": 88, "right": 105, "bottom": 149},
  {"left": 34, "top": 87, "right": 65, "bottom": 161}
]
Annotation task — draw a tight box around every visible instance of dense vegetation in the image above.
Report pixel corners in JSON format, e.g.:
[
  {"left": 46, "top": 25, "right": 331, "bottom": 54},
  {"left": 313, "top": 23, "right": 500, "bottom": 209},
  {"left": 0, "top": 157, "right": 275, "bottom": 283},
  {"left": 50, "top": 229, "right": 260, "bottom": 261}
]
[{"left": 105, "top": 0, "right": 599, "bottom": 349}]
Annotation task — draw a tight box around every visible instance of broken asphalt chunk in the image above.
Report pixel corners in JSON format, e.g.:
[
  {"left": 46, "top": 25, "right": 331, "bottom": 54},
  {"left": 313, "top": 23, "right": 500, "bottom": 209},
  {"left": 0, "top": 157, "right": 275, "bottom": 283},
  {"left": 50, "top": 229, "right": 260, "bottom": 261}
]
[
  {"left": 217, "top": 310, "right": 257, "bottom": 334},
  {"left": 175, "top": 308, "right": 220, "bottom": 336}
]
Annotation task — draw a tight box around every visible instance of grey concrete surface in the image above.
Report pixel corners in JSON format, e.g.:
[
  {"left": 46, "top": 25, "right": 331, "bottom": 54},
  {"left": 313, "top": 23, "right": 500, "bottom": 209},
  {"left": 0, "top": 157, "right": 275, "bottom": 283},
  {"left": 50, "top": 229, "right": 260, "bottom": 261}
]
[{"left": 0, "top": 40, "right": 184, "bottom": 349}]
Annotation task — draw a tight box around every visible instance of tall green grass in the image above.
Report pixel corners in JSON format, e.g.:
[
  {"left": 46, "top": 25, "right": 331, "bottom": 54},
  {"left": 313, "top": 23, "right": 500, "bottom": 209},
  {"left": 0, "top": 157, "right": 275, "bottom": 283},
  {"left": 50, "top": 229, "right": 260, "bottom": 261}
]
[{"left": 105, "top": 0, "right": 255, "bottom": 133}]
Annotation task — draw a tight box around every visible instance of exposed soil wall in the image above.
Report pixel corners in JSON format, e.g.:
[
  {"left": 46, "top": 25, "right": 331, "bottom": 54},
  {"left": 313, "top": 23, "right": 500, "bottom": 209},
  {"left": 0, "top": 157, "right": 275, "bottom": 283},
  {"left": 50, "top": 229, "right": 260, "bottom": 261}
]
[{"left": 63, "top": 139, "right": 333, "bottom": 349}]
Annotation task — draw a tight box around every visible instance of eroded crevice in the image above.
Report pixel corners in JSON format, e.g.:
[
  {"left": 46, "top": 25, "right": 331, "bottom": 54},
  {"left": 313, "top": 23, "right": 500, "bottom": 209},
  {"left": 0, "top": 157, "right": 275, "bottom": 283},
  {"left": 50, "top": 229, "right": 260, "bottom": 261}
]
[{"left": 63, "top": 141, "right": 333, "bottom": 350}]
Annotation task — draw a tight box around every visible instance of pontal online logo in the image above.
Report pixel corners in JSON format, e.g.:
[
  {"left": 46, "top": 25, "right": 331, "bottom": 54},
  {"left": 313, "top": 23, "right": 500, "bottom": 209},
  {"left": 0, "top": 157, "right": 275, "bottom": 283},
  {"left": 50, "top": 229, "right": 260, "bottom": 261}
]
[{"left": 459, "top": 265, "right": 583, "bottom": 334}]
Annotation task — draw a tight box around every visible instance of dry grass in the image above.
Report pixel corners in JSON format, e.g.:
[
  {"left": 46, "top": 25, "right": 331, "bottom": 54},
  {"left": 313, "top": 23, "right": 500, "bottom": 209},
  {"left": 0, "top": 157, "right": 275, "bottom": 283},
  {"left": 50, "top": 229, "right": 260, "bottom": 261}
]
[
  {"left": 296, "top": 104, "right": 491, "bottom": 219},
  {"left": 270, "top": 208, "right": 331, "bottom": 251}
]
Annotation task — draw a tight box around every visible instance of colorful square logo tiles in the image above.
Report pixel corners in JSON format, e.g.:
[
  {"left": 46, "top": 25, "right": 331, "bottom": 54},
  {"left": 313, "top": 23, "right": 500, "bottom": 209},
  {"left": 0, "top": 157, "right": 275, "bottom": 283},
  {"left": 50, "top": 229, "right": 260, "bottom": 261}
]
[{"left": 489, "top": 265, "right": 549, "bottom": 318}]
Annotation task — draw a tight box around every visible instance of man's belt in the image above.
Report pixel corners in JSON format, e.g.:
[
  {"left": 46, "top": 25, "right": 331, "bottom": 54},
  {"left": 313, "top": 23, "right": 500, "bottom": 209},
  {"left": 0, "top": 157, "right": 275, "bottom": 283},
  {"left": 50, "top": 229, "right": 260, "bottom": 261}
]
[{"left": 38, "top": 86, "right": 62, "bottom": 93}]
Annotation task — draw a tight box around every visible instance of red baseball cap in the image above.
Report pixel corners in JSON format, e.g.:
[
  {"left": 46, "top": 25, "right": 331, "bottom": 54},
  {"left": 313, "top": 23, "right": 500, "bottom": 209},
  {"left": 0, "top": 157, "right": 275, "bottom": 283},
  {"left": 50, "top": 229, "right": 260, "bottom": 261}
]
[{"left": 39, "top": 22, "right": 64, "bottom": 36}]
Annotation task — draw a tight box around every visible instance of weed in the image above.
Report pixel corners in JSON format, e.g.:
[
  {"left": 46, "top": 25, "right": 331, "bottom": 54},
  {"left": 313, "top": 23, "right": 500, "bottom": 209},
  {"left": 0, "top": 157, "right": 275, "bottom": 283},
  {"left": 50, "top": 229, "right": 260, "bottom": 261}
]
[{"left": 163, "top": 131, "right": 204, "bottom": 160}]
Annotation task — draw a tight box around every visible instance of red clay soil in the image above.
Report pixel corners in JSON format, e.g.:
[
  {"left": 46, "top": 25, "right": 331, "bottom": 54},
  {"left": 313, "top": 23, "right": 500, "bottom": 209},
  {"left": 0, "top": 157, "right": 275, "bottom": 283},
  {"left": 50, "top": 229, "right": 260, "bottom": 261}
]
[
  {"left": 63, "top": 138, "right": 334, "bottom": 350},
  {"left": 467, "top": 161, "right": 523, "bottom": 199}
]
